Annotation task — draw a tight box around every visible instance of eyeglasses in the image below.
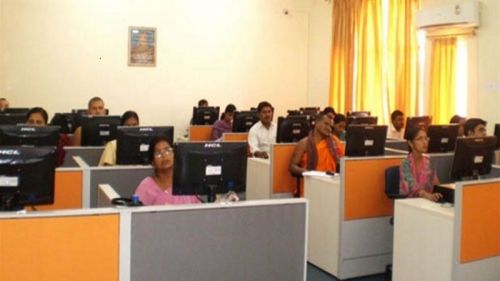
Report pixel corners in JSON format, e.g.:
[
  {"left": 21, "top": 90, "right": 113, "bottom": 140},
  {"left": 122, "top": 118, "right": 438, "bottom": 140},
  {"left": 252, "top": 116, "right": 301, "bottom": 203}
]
[
  {"left": 414, "top": 136, "right": 430, "bottom": 142},
  {"left": 153, "top": 148, "right": 173, "bottom": 158}
]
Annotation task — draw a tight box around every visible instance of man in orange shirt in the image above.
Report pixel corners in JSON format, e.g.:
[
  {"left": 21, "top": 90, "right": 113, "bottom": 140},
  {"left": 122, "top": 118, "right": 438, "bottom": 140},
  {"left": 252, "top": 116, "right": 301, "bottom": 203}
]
[{"left": 289, "top": 113, "right": 345, "bottom": 176}]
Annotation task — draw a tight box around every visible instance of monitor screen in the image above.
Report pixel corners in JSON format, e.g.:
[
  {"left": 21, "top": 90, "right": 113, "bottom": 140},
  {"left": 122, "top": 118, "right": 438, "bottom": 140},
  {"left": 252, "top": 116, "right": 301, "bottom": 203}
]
[
  {"left": 427, "top": 124, "right": 460, "bottom": 153},
  {"left": 173, "top": 142, "right": 247, "bottom": 202},
  {"left": 116, "top": 126, "right": 174, "bottom": 165},
  {"left": 0, "top": 113, "right": 26, "bottom": 125},
  {"left": 299, "top": 107, "right": 320, "bottom": 116},
  {"left": 450, "top": 136, "right": 497, "bottom": 181},
  {"left": 0, "top": 125, "right": 60, "bottom": 146},
  {"left": 345, "top": 125, "right": 388, "bottom": 156},
  {"left": 494, "top": 124, "right": 500, "bottom": 148},
  {"left": 80, "top": 115, "right": 121, "bottom": 146},
  {"left": 3, "top": 108, "right": 30, "bottom": 114},
  {"left": 192, "top": 106, "right": 220, "bottom": 125},
  {"left": 50, "top": 113, "right": 78, "bottom": 134},
  {"left": 347, "top": 116, "right": 378, "bottom": 126},
  {"left": 347, "top": 111, "right": 371, "bottom": 117},
  {"left": 0, "top": 146, "right": 56, "bottom": 210},
  {"left": 403, "top": 116, "right": 432, "bottom": 139},
  {"left": 232, "top": 110, "right": 259, "bottom": 132},
  {"left": 276, "top": 115, "right": 312, "bottom": 143},
  {"left": 72, "top": 108, "right": 109, "bottom": 115}
]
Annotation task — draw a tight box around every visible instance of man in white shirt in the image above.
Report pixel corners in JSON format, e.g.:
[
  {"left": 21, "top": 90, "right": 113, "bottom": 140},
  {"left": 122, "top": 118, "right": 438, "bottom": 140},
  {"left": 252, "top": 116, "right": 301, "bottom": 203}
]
[
  {"left": 248, "top": 101, "right": 277, "bottom": 158},
  {"left": 387, "top": 110, "right": 405, "bottom": 139}
]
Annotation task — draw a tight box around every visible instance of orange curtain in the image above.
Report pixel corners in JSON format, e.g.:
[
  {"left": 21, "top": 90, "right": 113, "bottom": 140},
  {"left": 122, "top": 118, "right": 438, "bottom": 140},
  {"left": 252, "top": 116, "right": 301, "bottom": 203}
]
[
  {"left": 428, "top": 37, "right": 457, "bottom": 124},
  {"left": 329, "top": 0, "right": 358, "bottom": 113},
  {"left": 387, "top": 0, "right": 420, "bottom": 118}
]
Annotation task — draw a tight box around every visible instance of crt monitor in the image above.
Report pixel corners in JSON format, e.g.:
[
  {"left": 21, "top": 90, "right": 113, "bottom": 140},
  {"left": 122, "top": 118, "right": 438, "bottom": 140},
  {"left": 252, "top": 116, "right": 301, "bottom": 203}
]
[
  {"left": 494, "top": 124, "right": 500, "bottom": 148},
  {"left": 192, "top": 106, "right": 220, "bottom": 125},
  {"left": 173, "top": 142, "right": 247, "bottom": 202},
  {"left": 347, "top": 116, "right": 378, "bottom": 126},
  {"left": 347, "top": 111, "right": 371, "bottom": 117},
  {"left": 345, "top": 125, "right": 388, "bottom": 156},
  {"left": 404, "top": 115, "right": 432, "bottom": 139},
  {"left": 80, "top": 115, "right": 121, "bottom": 146},
  {"left": 0, "top": 125, "right": 60, "bottom": 146},
  {"left": 116, "top": 126, "right": 174, "bottom": 165},
  {"left": 450, "top": 136, "right": 497, "bottom": 181},
  {"left": 0, "top": 146, "right": 56, "bottom": 211},
  {"left": 427, "top": 124, "right": 460, "bottom": 153},
  {"left": 3, "top": 108, "right": 30, "bottom": 114},
  {"left": 50, "top": 113, "right": 78, "bottom": 134},
  {"left": 276, "top": 115, "right": 312, "bottom": 143},
  {"left": 0, "top": 113, "right": 26, "bottom": 125},
  {"left": 232, "top": 110, "right": 259, "bottom": 132}
]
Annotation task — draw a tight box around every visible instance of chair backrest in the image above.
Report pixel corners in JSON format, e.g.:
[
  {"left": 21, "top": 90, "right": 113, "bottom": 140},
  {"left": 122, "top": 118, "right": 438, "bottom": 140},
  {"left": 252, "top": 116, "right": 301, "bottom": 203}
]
[{"left": 384, "top": 165, "right": 400, "bottom": 199}]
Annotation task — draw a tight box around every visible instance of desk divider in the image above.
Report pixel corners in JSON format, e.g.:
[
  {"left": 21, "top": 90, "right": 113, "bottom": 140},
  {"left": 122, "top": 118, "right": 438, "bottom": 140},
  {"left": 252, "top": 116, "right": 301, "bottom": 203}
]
[
  {"left": 222, "top": 132, "right": 248, "bottom": 141},
  {"left": 343, "top": 156, "right": 404, "bottom": 220},
  {"left": 36, "top": 168, "right": 84, "bottom": 211},
  {"left": 188, "top": 125, "right": 213, "bottom": 141},
  {"left": 271, "top": 144, "right": 297, "bottom": 194}
]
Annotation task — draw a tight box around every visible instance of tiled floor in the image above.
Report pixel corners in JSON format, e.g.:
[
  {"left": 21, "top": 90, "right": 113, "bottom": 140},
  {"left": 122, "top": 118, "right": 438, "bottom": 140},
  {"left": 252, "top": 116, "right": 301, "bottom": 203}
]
[{"left": 307, "top": 263, "right": 387, "bottom": 281}]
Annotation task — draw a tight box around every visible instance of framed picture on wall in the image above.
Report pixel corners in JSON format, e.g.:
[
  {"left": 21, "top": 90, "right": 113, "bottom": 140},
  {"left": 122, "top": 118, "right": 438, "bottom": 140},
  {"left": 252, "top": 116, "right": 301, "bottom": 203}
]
[{"left": 128, "top": 26, "right": 156, "bottom": 67}]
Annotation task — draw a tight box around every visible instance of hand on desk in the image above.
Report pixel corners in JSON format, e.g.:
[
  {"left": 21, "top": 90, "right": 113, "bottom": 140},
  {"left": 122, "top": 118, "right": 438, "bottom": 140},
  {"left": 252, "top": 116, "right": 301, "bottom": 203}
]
[
  {"left": 253, "top": 151, "right": 269, "bottom": 159},
  {"left": 419, "top": 190, "right": 443, "bottom": 202}
]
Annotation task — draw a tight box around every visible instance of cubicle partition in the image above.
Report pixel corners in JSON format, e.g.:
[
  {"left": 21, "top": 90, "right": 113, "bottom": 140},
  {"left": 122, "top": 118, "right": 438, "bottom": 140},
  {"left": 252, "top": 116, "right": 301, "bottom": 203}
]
[
  {"left": 36, "top": 167, "right": 84, "bottom": 210},
  {"left": 188, "top": 125, "right": 213, "bottom": 141},
  {"left": 62, "top": 146, "right": 104, "bottom": 167},
  {"left": 0, "top": 199, "right": 308, "bottom": 281},
  {"left": 385, "top": 139, "right": 408, "bottom": 152},
  {"left": 222, "top": 132, "right": 248, "bottom": 141}
]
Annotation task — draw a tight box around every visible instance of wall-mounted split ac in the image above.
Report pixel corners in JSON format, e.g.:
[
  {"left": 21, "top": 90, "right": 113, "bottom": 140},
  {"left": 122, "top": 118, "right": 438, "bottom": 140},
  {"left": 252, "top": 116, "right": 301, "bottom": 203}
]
[{"left": 416, "top": 1, "right": 480, "bottom": 29}]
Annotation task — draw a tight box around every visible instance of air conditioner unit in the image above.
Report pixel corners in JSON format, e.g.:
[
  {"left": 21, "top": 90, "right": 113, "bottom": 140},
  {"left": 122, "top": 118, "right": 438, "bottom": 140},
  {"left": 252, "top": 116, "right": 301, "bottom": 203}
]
[{"left": 416, "top": 1, "right": 480, "bottom": 29}]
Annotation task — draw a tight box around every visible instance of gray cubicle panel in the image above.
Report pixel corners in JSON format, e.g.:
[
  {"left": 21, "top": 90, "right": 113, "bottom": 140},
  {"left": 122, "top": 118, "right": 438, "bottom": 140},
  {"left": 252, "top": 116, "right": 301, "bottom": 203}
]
[
  {"left": 385, "top": 139, "right": 408, "bottom": 151},
  {"left": 62, "top": 146, "right": 104, "bottom": 167},
  {"left": 89, "top": 166, "right": 153, "bottom": 207},
  {"left": 429, "top": 152, "right": 454, "bottom": 183},
  {"left": 130, "top": 201, "right": 307, "bottom": 281}
]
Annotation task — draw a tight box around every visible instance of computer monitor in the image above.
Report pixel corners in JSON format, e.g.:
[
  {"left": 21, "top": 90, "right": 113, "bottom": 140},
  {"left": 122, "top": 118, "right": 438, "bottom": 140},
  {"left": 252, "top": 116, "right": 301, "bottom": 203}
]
[
  {"left": 80, "top": 115, "right": 121, "bottom": 146},
  {"left": 116, "top": 126, "right": 174, "bottom": 165},
  {"left": 0, "top": 125, "right": 60, "bottom": 146},
  {"left": 50, "top": 113, "right": 78, "bottom": 134},
  {"left": 3, "top": 108, "right": 30, "bottom": 114},
  {"left": 347, "top": 116, "right": 378, "bottom": 126},
  {"left": 299, "top": 107, "right": 321, "bottom": 116},
  {"left": 450, "top": 136, "right": 497, "bottom": 181},
  {"left": 173, "top": 142, "right": 247, "bottom": 202},
  {"left": 276, "top": 115, "right": 312, "bottom": 143},
  {"left": 403, "top": 116, "right": 432, "bottom": 139},
  {"left": 347, "top": 111, "right": 371, "bottom": 117},
  {"left": 494, "top": 124, "right": 500, "bottom": 148},
  {"left": 427, "top": 124, "right": 460, "bottom": 153},
  {"left": 345, "top": 125, "right": 388, "bottom": 156},
  {"left": 0, "top": 113, "right": 26, "bottom": 125},
  {"left": 232, "top": 110, "right": 259, "bottom": 132},
  {"left": 192, "top": 106, "right": 220, "bottom": 125},
  {"left": 72, "top": 108, "right": 109, "bottom": 115},
  {"left": 0, "top": 146, "right": 56, "bottom": 211}
]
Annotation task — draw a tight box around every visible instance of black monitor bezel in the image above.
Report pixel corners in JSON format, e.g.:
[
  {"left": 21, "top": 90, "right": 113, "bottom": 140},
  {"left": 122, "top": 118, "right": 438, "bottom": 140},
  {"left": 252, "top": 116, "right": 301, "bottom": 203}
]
[
  {"left": 0, "top": 125, "right": 60, "bottom": 146},
  {"left": 80, "top": 115, "right": 121, "bottom": 146},
  {"left": 276, "top": 115, "right": 312, "bottom": 143},
  {"left": 450, "top": 136, "right": 497, "bottom": 181},
  {"left": 427, "top": 124, "right": 460, "bottom": 153},
  {"left": 345, "top": 124, "right": 388, "bottom": 157},
  {"left": 403, "top": 116, "right": 432, "bottom": 140},
  {"left": 191, "top": 106, "right": 220, "bottom": 125},
  {"left": 232, "top": 110, "right": 259, "bottom": 133},
  {"left": 116, "top": 126, "right": 174, "bottom": 165}
]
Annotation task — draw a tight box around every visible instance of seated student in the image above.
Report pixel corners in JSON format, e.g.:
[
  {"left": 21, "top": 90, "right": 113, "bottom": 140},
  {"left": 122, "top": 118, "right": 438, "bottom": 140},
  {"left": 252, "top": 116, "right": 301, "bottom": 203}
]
[
  {"left": 198, "top": 99, "right": 208, "bottom": 107},
  {"left": 248, "top": 101, "right": 277, "bottom": 159},
  {"left": 210, "top": 104, "right": 236, "bottom": 141},
  {"left": 134, "top": 136, "right": 201, "bottom": 205},
  {"left": 289, "top": 113, "right": 345, "bottom": 176},
  {"left": 71, "top": 96, "right": 106, "bottom": 146},
  {"left": 387, "top": 110, "right": 405, "bottom": 139},
  {"left": 98, "top": 111, "right": 139, "bottom": 166},
  {"left": 399, "top": 127, "right": 443, "bottom": 202},
  {"left": 323, "top": 106, "right": 336, "bottom": 121},
  {"left": 26, "top": 107, "right": 70, "bottom": 167},
  {"left": 464, "top": 118, "right": 487, "bottom": 137},
  {"left": 0, "top": 98, "right": 9, "bottom": 111},
  {"left": 449, "top": 114, "right": 466, "bottom": 137},
  {"left": 332, "top": 114, "right": 346, "bottom": 141}
]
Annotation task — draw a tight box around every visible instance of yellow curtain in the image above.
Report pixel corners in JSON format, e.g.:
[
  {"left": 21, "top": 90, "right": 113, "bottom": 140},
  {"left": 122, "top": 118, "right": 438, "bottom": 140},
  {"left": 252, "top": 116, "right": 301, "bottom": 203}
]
[
  {"left": 386, "top": 0, "right": 420, "bottom": 119},
  {"left": 329, "top": 0, "right": 358, "bottom": 113},
  {"left": 354, "top": 0, "right": 384, "bottom": 122},
  {"left": 428, "top": 37, "right": 457, "bottom": 124}
]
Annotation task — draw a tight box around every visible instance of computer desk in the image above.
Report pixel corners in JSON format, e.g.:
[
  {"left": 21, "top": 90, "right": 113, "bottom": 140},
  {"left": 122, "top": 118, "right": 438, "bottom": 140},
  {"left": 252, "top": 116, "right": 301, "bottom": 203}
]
[{"left": 393, "top": 178, "right": 500, "bottom": 281}]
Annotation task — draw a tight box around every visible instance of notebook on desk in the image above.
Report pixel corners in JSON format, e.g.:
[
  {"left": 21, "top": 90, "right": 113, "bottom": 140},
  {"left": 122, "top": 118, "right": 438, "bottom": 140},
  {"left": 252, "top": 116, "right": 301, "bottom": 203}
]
[{"left": 434, "top": 183, "right": 455, "bottom": 204}]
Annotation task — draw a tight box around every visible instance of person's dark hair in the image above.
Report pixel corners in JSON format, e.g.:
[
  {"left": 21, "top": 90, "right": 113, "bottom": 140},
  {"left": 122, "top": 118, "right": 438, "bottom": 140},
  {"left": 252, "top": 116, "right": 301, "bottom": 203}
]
[
  {"left": 333, "top": 113, "right": 346, "bottom": 124},
  {"left": 405, "top": 126, "right": 425, "bottom": 142},
  {"left": 323, "top": 106, "right": 336, "bottom": 116},
  {"left": 120, "top": 110, "right": 139, "bottom": 125},
  {"left": 148, "top": 136, "right": 172, "bottom": 164},
  {"left": 391, "top": 110, "right": 404, "bottom": 121},
  {"left": 449, "top": 114, "right": 466, "bottom": 124},
  {"left": 26, "top": 107, "right": 49, "bottom": 124},
  {"left": 221, "top": 104, "right": 236, "bottom": 119},
  {"left": 257, "top": 101, "right": 274, "bottom": 113},
  {"left": 198, "top": 99, "right": 208, "bottom": 107},
  {"left": 0, "top": 98, "right": 7, "bottom": 101},
  {"left": 464, "top": 118, "right": 487, "bottom": 136},
  {"left": 88, "top": 96, "right": 104, "bottom": 109}
]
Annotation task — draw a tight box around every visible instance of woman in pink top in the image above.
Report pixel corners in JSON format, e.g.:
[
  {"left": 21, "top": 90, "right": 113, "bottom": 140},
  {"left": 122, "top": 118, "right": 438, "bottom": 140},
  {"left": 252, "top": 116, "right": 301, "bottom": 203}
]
[{"left": 134, "top": 136, "right": 200, "bottom": 205}]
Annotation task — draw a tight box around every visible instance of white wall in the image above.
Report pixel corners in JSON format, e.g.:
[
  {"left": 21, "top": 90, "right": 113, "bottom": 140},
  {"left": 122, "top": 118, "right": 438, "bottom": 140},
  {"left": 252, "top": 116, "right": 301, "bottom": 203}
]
[
  {"left": 0, "top": 0, "right": 333, "bottom": 138},
  {"left": 421, "top": 0, "right": 500, "bottom": 130}
]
